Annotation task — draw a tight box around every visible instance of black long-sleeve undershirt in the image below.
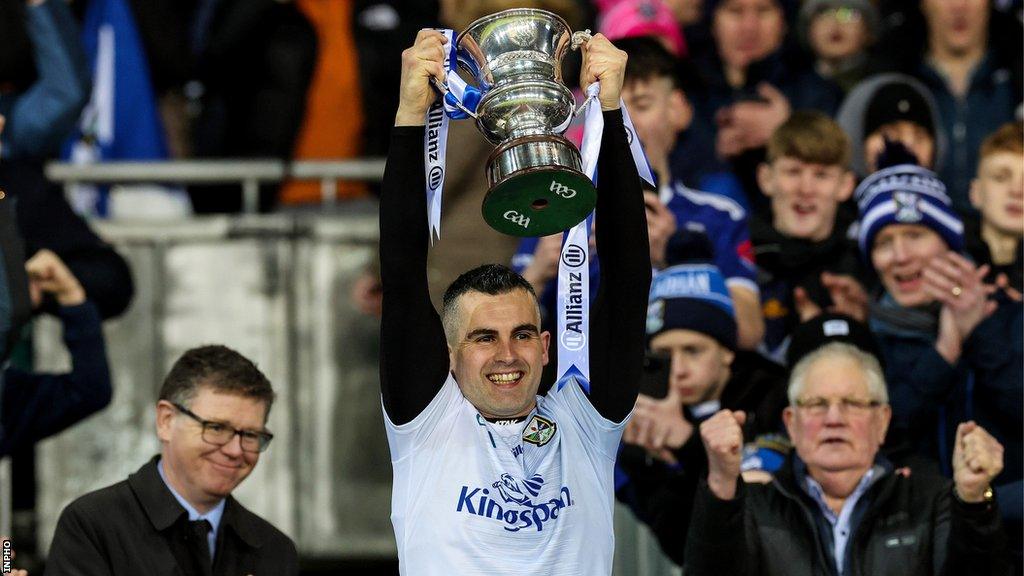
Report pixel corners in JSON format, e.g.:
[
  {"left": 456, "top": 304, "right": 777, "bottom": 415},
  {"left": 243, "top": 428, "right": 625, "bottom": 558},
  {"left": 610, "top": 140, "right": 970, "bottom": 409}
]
[{"left": 379, "top": 111, "right": 649, "bottom": 425}]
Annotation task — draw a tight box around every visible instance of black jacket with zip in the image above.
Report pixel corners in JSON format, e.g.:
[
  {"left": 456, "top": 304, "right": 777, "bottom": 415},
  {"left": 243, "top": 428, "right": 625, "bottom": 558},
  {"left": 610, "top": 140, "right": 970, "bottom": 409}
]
[{"left": 685, "top": 454, "right": 1010, "bottom": 576}]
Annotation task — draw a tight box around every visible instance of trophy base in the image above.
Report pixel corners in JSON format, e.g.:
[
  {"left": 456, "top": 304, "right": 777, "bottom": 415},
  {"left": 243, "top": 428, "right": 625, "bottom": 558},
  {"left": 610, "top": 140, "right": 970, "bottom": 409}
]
[{"left": 483, "top": 136, "right": 596, "bottom": 237}]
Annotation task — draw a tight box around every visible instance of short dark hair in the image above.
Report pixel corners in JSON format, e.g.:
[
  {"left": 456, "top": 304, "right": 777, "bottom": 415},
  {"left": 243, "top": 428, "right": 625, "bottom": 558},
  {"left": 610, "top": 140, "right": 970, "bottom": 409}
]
[
  {"left": 159, "top": 345, "right": 275, "bottom": 415},
  {"left": 441, "top": 264, "right": 539, "bottom": 342},
  {"left": 617, "top": 36, "right": 701, "bottom": 95}
]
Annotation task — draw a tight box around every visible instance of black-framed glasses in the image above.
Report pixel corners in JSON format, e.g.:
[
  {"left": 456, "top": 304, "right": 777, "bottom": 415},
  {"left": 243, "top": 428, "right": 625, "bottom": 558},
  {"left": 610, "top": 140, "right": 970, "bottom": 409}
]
[
  {"left": 795, "top": 397, "right": 881, "bottom": 417},
  {"left": 172, "top": 402, "right": 274, "bottom": 453}
]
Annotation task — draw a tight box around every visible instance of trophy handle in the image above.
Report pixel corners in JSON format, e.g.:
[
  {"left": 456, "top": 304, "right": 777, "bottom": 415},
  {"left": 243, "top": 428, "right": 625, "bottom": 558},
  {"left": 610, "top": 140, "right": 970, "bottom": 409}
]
[
  {"left": 570, "top": 29, "right": 592, "bottom": 51},
  {"left": 570, "top": 30, "right": 598, "bottom": 118},
  {"left": 430, "top": 76, "right": 479, "bottom": 119}
]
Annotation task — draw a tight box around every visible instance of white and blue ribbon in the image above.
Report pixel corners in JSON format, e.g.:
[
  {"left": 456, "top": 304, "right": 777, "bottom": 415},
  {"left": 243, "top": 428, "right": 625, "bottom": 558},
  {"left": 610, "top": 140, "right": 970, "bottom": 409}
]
[
  {"left": 555, "top": 213, "right": 593, "bottom": 392},
  {"left": 443, "top": 73, "right": 482, "bottom": 120},
  {"left": 556, "top": 83, "right": 654, "bottom": 393},
  {"left": 423, "top": 30, "right": 484, "bottom": 243},
  {"left": 423, "top": 29, "right": 460, "bottom": 243}
]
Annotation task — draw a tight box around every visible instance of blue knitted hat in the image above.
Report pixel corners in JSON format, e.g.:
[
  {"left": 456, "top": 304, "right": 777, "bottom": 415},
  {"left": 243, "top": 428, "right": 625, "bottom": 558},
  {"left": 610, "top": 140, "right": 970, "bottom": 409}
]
[
  {"left": 855, "top": 163, "right": 964, "bottom": 258},
  {"left": 647, "top": 263, "right": 737, "bottom": 350}
]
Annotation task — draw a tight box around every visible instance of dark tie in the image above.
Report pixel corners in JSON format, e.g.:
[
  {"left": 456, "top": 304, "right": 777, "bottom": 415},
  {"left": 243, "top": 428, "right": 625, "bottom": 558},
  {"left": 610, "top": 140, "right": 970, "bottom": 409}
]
[{"left": 187, "top": 519, "right": 213, "bottom": 574}]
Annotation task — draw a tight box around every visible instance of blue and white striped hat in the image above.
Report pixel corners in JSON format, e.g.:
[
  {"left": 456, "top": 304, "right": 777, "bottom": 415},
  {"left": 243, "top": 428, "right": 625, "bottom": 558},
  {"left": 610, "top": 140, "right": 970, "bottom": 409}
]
[
  {"left": 855, "top": 163, "right": 964, "bottom": 257},
  {"left": 646, "top": 263, "right": 737, "bottom": 350}
]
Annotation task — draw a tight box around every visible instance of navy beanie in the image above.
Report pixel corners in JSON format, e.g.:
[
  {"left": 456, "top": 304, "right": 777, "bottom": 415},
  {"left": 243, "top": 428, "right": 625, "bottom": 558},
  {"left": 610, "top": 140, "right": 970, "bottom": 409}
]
[
  {"left": 647, "top": 264, "right": 737, "bottom": 350},
  {"left": 855, "top": 164, "right": 964, "bottom": 258}
]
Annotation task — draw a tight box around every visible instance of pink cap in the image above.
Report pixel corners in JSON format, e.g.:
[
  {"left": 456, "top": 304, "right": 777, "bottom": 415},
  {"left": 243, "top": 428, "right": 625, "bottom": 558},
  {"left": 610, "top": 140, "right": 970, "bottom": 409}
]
[{"left": 599, "top": 0, "right": 687, "bottom": 56}]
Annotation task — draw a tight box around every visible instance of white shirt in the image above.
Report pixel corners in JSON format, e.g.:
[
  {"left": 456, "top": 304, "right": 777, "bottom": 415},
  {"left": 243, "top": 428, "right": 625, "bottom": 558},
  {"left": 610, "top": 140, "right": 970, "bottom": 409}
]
[{"left": 385, "top": 374, "right": 626, "bottom": 575}]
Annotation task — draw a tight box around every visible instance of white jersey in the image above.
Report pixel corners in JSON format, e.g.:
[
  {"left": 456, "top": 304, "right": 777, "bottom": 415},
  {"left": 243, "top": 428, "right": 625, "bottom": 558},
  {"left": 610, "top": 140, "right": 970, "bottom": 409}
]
[{"left": 385, "top": 373, "right": 625, "bottom": 575}]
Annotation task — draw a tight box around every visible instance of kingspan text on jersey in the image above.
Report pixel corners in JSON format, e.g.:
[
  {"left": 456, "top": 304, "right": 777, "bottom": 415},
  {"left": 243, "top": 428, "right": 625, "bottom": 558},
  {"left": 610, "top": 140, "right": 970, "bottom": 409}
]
[{"left": 455, "top": 485, "right": 574, "bottom": 532}]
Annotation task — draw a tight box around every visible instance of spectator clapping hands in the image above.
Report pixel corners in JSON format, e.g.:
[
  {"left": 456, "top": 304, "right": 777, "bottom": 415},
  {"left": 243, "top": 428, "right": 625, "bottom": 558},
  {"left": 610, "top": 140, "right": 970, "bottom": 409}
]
[{"left": 922, "top": 252, "right": 997, "bottom": 364}]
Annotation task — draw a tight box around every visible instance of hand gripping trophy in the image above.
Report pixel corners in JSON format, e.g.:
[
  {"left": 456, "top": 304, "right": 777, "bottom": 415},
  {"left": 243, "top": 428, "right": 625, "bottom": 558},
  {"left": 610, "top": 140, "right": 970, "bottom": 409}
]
[{"left": 436, "top": 9, "right": 598, "bottom": 236}]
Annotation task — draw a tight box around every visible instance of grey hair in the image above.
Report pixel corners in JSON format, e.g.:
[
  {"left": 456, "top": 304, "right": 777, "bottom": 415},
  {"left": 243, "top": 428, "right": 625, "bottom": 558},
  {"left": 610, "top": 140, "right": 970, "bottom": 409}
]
[{"left": 787, "top": 342, "right": 888, "bottom": 406}]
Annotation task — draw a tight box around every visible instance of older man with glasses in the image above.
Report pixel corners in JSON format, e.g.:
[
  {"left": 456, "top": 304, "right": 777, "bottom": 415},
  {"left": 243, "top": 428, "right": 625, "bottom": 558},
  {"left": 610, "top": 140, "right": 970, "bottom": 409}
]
[
  {"left": 685, "top": 342, "right": 1010, "bottom": 576},
  {"left": 46, "top": 345, "right": 297, "bottom": 576}
]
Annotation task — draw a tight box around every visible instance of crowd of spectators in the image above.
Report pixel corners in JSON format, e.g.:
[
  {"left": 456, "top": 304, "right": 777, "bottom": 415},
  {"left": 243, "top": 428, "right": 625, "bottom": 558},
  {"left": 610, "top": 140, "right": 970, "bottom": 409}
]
[
  {"left": 0, "top": 0, "right": 1021, "bottom": 573},
  {"left": 574, "top": 0, "right": 1022, "bottom": 572}
]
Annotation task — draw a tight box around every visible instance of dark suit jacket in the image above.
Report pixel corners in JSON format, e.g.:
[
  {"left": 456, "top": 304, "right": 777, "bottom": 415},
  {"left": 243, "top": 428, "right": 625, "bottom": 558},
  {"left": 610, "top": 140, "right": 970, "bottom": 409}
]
[{"left": 46, "top": 456, "right": 298, "bottom": 576}]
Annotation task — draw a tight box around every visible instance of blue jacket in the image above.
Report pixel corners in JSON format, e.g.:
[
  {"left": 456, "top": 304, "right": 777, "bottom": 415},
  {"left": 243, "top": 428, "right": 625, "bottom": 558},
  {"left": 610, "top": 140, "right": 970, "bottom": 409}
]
[
  {"left": 0, "top": 302, "right": 111, "bottom": 457},
  {"left": 871, "top": 297, "right": 1022, "bottom": 485},
  {"left": 0, "top": 0, "right": 90, "bottom": 159}
]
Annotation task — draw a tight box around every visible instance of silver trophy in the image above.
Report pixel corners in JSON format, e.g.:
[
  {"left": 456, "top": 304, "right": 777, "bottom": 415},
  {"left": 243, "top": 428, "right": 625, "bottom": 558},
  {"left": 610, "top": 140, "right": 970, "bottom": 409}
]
[{"left": 441, "top": 9, "right": 597, "bottom": 237}]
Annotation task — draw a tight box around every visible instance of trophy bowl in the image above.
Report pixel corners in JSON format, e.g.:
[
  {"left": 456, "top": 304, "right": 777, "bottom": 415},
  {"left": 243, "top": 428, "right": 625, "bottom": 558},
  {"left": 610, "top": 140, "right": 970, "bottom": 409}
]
[{"left": 456, "top": 8, "right": 597, "bottom": 237}]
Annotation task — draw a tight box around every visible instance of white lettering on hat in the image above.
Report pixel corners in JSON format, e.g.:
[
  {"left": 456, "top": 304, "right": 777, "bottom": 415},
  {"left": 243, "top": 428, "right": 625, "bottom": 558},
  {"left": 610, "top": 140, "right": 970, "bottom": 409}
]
[{"left": 823, "top": 319, "right": 851, "bottom": 337}]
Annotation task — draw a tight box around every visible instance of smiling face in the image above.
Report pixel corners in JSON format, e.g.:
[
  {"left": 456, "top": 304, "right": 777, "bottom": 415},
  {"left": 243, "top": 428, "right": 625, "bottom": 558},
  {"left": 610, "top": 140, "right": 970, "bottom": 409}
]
[
  {"left": 870, "top": 223, "right": 949, "bottom": 307},
  {"left": 808, "top": 8, "right": 870, "bottom": 61},
  {"left": 971, "top": 151, "right": 1024, "bottom": 237},
  {"left": 650, "top": 329, "right": 734, "bottom": 405},
  {"left": 712, "top": 0, "right": 786, "bottom": 70},
  {"left": 157, "top": 386, "right": 267, "bottom": 512},
  {"left": 784, "top": 355, "right": 890, "bottom": 476},
  {"left": 449, "top": 289, "right": 550, "bottom": 419},
  {"left": 759, "top": 156, "right": 854, "bottom": 241}
]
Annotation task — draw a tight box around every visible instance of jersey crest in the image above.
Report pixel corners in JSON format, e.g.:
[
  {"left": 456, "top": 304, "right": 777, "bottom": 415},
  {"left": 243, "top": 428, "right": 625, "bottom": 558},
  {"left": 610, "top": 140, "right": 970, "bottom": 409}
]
[{"left": 523, "top": 415, "right": 557, "bottom": 446}]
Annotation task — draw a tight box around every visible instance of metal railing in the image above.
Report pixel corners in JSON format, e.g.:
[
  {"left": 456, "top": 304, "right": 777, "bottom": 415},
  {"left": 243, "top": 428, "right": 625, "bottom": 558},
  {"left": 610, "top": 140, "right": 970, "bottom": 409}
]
[{"left": 45, "top": 158, "right": 388, "bottom": 213}]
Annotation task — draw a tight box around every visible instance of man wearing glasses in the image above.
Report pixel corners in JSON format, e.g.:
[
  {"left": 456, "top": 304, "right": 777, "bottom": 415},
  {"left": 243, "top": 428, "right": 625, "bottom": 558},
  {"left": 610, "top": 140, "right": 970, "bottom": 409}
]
[
  {"left": 685, "top": 341, "right": 1010, "bottom": 576},
  {"left": 46, "top": 345, "right": 297, "bottom": 576}
]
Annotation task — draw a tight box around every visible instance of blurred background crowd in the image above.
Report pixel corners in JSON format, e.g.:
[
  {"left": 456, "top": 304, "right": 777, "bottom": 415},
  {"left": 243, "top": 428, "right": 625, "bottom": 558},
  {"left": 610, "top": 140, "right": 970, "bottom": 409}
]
[{"left": 0, "top": 0, "right": 1021, "bottom": 573}]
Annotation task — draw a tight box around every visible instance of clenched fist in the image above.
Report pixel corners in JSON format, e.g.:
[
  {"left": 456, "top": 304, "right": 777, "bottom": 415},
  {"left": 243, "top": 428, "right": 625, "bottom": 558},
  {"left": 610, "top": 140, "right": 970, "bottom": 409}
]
[
  {"left": 953, "top": 421, "right": 1004, "bottom": 503},
  {"left": 700, "top": 409, "right": 746, "bottom": 500},
  {"left": 579, "top": 33, "right": 627, "bottom": 111}
]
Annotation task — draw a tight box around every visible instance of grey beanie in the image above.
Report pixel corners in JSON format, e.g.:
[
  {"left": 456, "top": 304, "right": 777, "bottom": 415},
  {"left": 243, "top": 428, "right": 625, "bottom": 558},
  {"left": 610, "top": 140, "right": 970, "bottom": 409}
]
[{"left": 798, "top": 0, "right": 880, "bottom": 48}]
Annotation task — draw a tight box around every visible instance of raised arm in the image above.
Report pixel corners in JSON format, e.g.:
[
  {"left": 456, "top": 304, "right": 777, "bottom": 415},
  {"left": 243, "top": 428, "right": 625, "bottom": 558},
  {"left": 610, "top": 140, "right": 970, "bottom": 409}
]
[
  {"left": 585, "top": 35, "right": 652, "bottom": 423},
  {"left": 0, "top": 250, "right": 110, "bottom": 457},
  {"left": 378, "top": 30, "right": 451, "bottom": 425}
]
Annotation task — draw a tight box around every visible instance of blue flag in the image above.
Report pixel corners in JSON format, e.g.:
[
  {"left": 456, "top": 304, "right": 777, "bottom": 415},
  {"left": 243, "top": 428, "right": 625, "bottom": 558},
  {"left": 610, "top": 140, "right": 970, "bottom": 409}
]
[{"left": 63, "top": 0, "right": 169, "bottom": 216}]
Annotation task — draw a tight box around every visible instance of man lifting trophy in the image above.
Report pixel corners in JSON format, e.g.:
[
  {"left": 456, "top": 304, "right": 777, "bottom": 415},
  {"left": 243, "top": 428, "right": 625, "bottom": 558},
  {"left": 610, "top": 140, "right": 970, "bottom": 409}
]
[{"left": 379, "top": 7, "right": 654, "bottom": 574}]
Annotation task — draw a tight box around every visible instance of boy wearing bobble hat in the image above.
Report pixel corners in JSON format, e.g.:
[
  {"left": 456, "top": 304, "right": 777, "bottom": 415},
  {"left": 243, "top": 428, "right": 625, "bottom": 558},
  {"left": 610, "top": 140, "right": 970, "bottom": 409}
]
[{"left": 615, "top": 263, "right": 787, "bottom": 566}]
